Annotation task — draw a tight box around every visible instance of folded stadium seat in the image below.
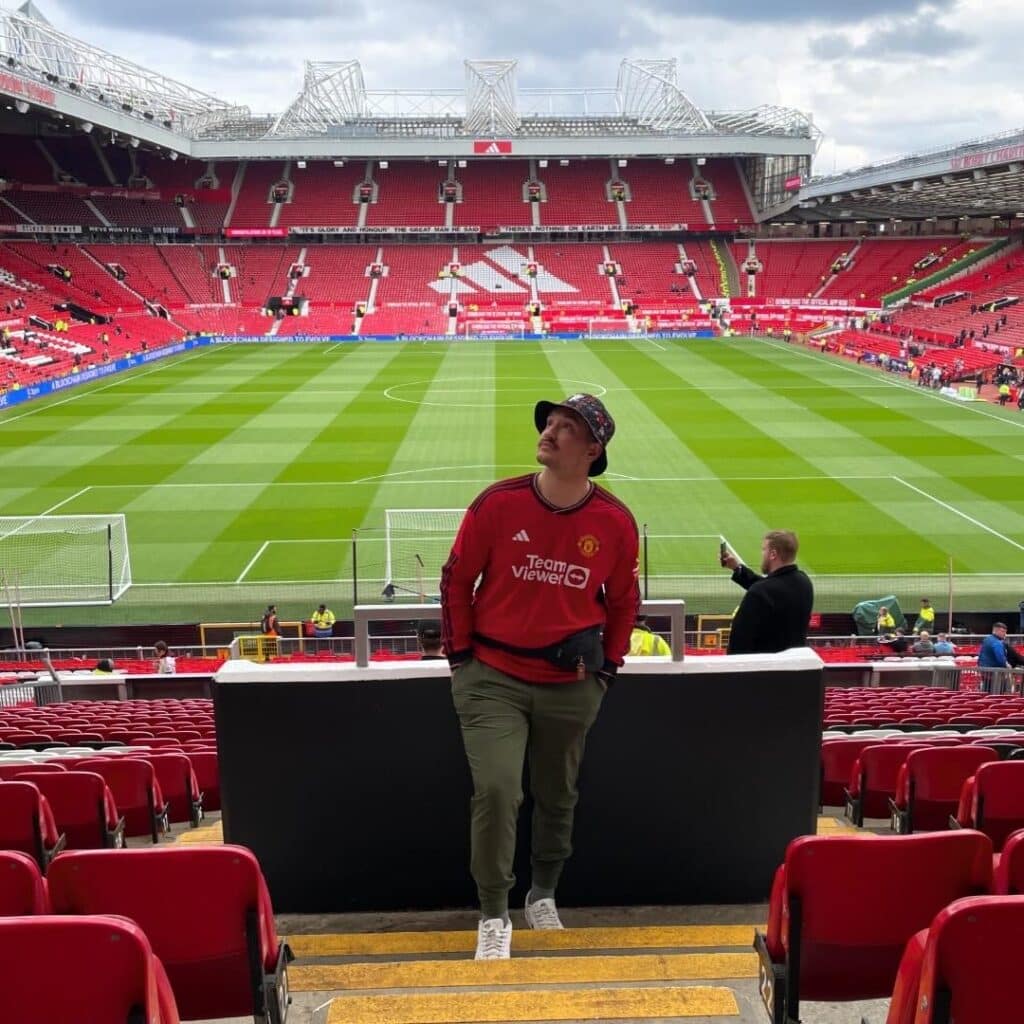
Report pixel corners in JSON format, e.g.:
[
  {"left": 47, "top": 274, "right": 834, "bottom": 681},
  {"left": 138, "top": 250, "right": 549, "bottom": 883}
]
[
  {"left": 951, "top": 762, "right": 1024, "bottom": 852},
  {"left": 0, "top": 781, "right": 66, "bottom": 870},
  {"left": 884, "top": 895, "right": 1024, "bottom": 1024},
  {"left": 0, "top": 915, "right": 180, "bottom": 1023},
  {"left": 845, "top": 743, "right": 928, "bottom": 826},
  {"left": 146, "top": 753, "right": 203, "bottom": 827},
  {"left": 187, "top": 751, "right": 220, "bottom": 812},
  {"left": 48, "top": 846, "right": 293, "bottom": 1024},
  {"left": 0, "top": 850, "right": 49, "bottom": 915},
  {"left": 754, "top": 831, "right": 992, "bottom": 1024},
  {"left": 17, "top": 772, "right": 125, "bottom": 850},
  {"left": 890, "top": 746, "right": 999, "bottom": 834},
  {"left": 820, "top": 738, "right": 877, "bottom": 809},
  {"left": 996, "top": 716, "right": 1024, "bottom": 726},
  {"left": 75, "top": 758, "right": 169, "bottom": 843},
  {"left": 131, "top": 737, "right": 183, "bottom": 749}
]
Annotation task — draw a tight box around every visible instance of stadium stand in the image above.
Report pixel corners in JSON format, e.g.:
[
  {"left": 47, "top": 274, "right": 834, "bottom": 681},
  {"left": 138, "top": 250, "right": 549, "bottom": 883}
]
[
  {"left": 453, "top": 159, "right": 532, "bottom": 229},
  {"left": 365, "top": 161, "right": 446, "bottom": 228},
  {"left": 277, "top": 161, "right": 365, "bottom": 229},
  {"left": 734, "top": 240, "right": 850, "bottom": 300},
  {"left": 228, "top": 161, "right": 289, "bottom": 229},
  {"left": 616, "top": 160, "right": 709, "bottom": 228},
  {"left": 702, "top": 159, "right": 754, "bottom": 228},
  {"left": 42, "top": 135, "right": 109, "bottom": 185},
  {"left": 538, "top": 160, "right": 620, "bottom": 227}
]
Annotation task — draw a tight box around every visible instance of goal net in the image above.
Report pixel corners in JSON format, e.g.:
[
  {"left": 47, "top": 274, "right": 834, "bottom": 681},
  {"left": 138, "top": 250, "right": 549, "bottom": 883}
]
[
  {"left": 463, "top": 321, "right": 526, "bottom": 340},
  {"left": 588, "top": 318, "right": 647, "bottom": 339},
  {"left": 380, "top": 508, "right": 465, "bottom": 601},
  {"left": 0, "top": 515, "right": 132, "bottom": 607}
]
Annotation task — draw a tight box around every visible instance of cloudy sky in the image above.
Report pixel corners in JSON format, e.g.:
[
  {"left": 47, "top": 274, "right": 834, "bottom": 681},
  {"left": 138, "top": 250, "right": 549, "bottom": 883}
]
[{"left": 27, "top": 0, "right": 1024, "bottom": 173}]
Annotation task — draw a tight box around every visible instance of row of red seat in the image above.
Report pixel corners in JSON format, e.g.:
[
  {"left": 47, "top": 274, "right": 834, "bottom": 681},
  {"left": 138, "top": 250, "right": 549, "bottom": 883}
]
[
  {"left": 756, "top": 829, "right": 1024, "bottom": 1024},
  {"left": 0, "top": 845, "right": 290, "bottom": 1023}
]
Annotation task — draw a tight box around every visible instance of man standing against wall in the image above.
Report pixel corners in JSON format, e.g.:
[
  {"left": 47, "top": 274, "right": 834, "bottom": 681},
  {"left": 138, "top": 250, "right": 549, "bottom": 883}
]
[{"left": 441, "top": 394, "right": 639, "bottom": 960}]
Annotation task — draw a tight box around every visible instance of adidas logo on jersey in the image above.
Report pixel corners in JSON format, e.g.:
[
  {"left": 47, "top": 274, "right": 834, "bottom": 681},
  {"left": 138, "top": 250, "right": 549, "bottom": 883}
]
[{"left": 513, "top": 529, "right": 531, "bottom": 542}]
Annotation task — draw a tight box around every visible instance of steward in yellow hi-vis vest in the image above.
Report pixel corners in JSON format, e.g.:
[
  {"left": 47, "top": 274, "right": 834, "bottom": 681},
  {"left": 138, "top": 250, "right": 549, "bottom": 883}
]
[{"left": 629, "top": 617, "right": 671, "bottom": 657}]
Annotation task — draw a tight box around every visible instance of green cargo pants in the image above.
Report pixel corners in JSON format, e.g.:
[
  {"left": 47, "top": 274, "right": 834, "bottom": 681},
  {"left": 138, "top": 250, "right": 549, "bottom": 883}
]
[{"left": 451, "top": 656, "right": 606, "bottom": 918}]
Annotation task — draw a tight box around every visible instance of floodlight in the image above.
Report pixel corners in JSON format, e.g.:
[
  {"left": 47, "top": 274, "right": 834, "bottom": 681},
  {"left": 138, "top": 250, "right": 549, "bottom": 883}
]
[
  {"left": 379, "top": 160, "right": 389, "bottom": 169},
  {"left": 129, "top": 137, "right": 140, "bottom": 148},
  {"left": 296, "top": 160, "right": 306, "bottom": 169},
  {"left": 81, "top": 122, "right": 93, "bottom": 133},
  {"left": 15, "top": 100, "right": 29, "bottom": 114},
  {"left": 538, "top": 159, "right": 548, "bottom": 168}
]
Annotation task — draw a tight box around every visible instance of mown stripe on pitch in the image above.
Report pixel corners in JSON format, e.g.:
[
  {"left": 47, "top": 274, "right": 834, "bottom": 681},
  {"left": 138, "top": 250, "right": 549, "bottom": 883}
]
[
  {"left": 287, "top": 925, "right": 759, "bottom": 958},
  {"left": 290, "top": 951, "right": 757, "bottom": 990},
  {"left": 324, "top": 985, "right": 739, "bottom": 1022}
]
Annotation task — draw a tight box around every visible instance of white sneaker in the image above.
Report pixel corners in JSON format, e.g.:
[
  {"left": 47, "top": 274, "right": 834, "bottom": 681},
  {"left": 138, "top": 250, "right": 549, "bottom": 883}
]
[
  {"left": 475, "top": 917, "right": 512, "bottom": 960},
  {"left": 524, "top": 895, "right": 564, "bottom": 930}
]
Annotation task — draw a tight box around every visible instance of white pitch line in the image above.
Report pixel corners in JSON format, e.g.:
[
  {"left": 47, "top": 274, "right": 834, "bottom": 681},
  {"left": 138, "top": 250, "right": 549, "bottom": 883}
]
[
  {"left": 757, "top": 337, "right": 1024, "bottom": 433},
  {"left": 644, "top": 337, "right": 667, "bottom": 352},
  {"left": 38, "top": 487, "right": 91, "bottom": 516},
  {"left": 0, "top": 349, "right": 213, "bottom": 427},
  {"left": 235, "top": 541, "right": 270, "bottom": 583},
  {"left": 891, "top": 475, "right": 1024, "bottom": 554}
]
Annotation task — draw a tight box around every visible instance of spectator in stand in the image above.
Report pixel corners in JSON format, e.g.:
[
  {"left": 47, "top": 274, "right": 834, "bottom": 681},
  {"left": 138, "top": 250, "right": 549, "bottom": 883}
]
[
  {"left": 914, "top": 598, "right": 936, "bottom": 634},
  {"left": 876, "top": 606, "right": 896, "bottom": 634},
  {"left": 933, "top": 632, "right": 956, "bottom": 656},
  {"left": 881, "top": 628, "right": 910, "bottom": 654},
  {"left": 416, "top": 621, "right": 444, "bottom": 660},
  {"left": 720, "top": 531, "right": 814, "bottom": 655},
  {"left": 310, "top": 603, "right": 335, "bottom": 639},
  {"left": 92, "top": 658, "right": 115, "bottom": 674},
  {"left": 999, "top": 382, "right": 1011, "bottom": 406},
  {"left": 260, "top": 604, "right": 280, "bottom": 637},
  {"left": 912, "top": 630, "right": 935, "bottom": 656},
  {"left": 154, "top": 641, "right": 176, "bottom": 674},
  {"left": 629, "top": 615, "right": 671, "bottom": 657},
  {"left": 978, "top": 622, "right": 1011, "bottom": 692}
]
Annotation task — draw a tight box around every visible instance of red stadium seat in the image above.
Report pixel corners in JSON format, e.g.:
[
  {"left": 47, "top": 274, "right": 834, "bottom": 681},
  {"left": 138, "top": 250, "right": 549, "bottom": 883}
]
[
  {"left": 17, "top": 772, "right": 125, "bottom": 850},
  {"left": 76, "top": 758, "right": 168, "bottom": 843},
  {"left": 48, "top": 846, "right": 293, "bottom": 1023},
  {"left": 890, "top": 746, "right": 999, "bottom": 834},
  {"left": 951, "top": 762, "right": 1024, "bottom": 852},
  {"left": 0, "top": 762, "right": 67, "bottom": 780},
  {"left": 146, "top": 752, "right": 203, "bottom": 826},
  {"left": 187, "top": 750, "right": 220, "bottom": 812},
  {"left": 754, "top": 831, "right": 992, "bottom": 1024},
  {"left": 845, "top": 743, "right": 925, "bottom": 826},
  {"left": 994, "top": 829, "right": 1024, "bottom": 894},
  {"left": 0, "top": 915, "right": 180, "bottom": 1023},
  {"left": 819, "top": 737, "right": 875, "bottom": 808},
  {"left": 885, "top": 896, "right": 1024, "bottom": 1024},
  {"left": 0, "top": 851, "right": 49, "bottom": 915},
  {"left": 0, "top": 780, "right": 66, "bottom": 870}
]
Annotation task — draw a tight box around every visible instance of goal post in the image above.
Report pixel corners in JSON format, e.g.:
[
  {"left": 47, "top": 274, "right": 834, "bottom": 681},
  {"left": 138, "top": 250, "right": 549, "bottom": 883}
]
[
  {"left": 587, "top": 318, "right": 647, "bottom": 339},
  {"left": 0, "top": 514, "right": 132, "bottom": 606},
  {"left": 381, "top": 508, "right": 465, "bottom": 601}
]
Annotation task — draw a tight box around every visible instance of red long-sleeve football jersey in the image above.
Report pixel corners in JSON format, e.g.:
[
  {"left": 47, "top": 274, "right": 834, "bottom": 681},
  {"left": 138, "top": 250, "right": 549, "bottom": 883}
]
[{"left": 440, "top": 474, "right": 640, "bottom": 683}]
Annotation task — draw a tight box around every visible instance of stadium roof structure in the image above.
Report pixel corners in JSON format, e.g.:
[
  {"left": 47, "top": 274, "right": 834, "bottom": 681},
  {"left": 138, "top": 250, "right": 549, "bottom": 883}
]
[
  {"left": 0, "top": 5, "right": 818, "bottom": 162},
  {"left": 786, "top": 127, "right": 1024, "bottom": 222}
]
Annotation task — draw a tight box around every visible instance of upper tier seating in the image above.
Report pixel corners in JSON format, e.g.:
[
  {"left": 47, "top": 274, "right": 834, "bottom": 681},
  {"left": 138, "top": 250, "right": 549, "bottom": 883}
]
[
  {"left": 43, "top": 136, "right": 109, "bottom": 185},
  {"left": 2, "top": 192, "right": 102, "bottom": 226},
  {"left": 453, "top": 160, "right": 532, "bottom": 229},
  {"left": 701, "top": 159, "right": 753, "bottom": 228},
  {"left": 615, "top": 161, "right": 709, "bottom": 228},
  {"left": 277, "top": 161, "right": 365, "bottom": 229},
  {"left": 229, "top": 162, "right": 289, "bottom": 229},
  {"left": 754, "top": 831, "right": 992, "bottom": 1024},
  {"left": 89, "top": 198, "right": 184, "bottom": 230},
  {"left": 365, "top": 162, "right": 446, "bottom": 228},
  {"left": 538, "top": 160, "right": 620, "bottom": 227},
  {"left": 0, "top": 915, "right": 181, "bottom": 1023},
  {"left": 48, "top": 846, "right": 292, "bottom": 1024}
]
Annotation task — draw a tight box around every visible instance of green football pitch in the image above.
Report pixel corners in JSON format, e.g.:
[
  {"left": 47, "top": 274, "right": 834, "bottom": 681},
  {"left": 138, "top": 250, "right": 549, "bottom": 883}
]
[{"left": 1, "top": 336, "right": 1022, "bottom": 627}]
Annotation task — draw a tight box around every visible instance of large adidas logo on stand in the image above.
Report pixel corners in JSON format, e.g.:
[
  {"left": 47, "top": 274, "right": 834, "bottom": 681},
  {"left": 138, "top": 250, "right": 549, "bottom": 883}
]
[{"left": 428, "top": 246, "right": 578, "bottom": 296}]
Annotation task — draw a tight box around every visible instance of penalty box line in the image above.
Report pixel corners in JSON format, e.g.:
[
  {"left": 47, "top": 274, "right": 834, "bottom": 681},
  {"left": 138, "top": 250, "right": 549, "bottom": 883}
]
[
  {"left": 890, "top": 476, "right": 1024, "bottom": 555},
  {"left": 235, "top": 537, "right": 352, "bottom": 584}
]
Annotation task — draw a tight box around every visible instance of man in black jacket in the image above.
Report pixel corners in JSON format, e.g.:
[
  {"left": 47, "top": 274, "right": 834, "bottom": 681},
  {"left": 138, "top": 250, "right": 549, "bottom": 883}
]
[{"left": 721, "top": 530, "right": 814, "bottom": 654}]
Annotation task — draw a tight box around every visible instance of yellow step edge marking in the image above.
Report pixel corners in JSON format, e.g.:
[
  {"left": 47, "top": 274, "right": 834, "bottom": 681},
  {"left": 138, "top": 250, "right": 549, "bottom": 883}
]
[
  {"left": 173, "top": 820, "right": 224, "bottom": 845},
  {"left": 291, "top": 951, "right": 757, "bottom": 991},
  {"left": 289, "top": 925, "right": 759, "bottom": 958},
  {"left": 325, "top": 985, "right": 739, "bottom": 1023},
  {"left": 816, "top": 816, "right": 859, "bottom": 835}
]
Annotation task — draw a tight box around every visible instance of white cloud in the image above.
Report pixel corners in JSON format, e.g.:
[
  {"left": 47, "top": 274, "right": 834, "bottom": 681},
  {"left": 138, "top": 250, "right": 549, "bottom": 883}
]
[{"left": 30, "top": 0, "right": 1024, "bottom": 173}]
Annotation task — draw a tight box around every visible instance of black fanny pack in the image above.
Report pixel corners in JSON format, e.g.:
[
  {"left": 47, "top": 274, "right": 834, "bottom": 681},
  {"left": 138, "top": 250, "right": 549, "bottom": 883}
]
[{"left": 474, "top": 625, "right": 604, "bottom": 674}]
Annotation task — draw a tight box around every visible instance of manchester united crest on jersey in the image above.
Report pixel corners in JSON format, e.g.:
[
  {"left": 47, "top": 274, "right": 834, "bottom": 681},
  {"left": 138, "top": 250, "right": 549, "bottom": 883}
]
[{"left": 577, "top": 534, "right": 600, "bottom": 558}]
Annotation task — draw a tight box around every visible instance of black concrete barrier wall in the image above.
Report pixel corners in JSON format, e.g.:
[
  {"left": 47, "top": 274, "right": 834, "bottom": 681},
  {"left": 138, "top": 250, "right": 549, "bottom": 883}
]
[{"left": 213, "top": 660, "right": 823, "bottom": 913}]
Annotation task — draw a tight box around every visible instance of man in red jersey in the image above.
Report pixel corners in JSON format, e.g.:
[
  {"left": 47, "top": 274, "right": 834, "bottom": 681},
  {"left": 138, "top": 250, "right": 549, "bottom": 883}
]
[{"left": 441, "top": 393, "right": 639, "bottom": 960}]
